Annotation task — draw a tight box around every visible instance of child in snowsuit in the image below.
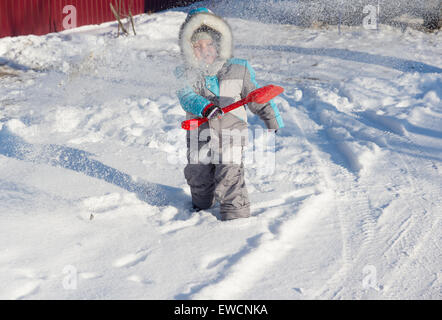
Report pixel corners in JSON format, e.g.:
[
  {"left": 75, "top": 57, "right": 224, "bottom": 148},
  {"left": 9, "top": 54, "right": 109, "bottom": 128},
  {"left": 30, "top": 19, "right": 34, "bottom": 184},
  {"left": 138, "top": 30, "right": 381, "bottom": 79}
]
[{"left": 176, "top": 8, "right": 284, "bottom": 220}]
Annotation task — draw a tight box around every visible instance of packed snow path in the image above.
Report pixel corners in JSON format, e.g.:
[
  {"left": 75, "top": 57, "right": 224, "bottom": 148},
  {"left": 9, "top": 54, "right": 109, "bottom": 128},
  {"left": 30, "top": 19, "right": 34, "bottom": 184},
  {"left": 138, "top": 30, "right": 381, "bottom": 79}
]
[{"left": 0, "top": 9, "right": 440, "bottom": 299}]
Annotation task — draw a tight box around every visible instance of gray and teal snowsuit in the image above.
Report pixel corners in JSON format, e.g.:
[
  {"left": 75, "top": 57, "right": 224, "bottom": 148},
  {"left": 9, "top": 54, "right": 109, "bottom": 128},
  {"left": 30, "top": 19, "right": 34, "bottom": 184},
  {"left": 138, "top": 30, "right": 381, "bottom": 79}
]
[{"left": 176, "top": 8, "right": 284, "bottom": 220}]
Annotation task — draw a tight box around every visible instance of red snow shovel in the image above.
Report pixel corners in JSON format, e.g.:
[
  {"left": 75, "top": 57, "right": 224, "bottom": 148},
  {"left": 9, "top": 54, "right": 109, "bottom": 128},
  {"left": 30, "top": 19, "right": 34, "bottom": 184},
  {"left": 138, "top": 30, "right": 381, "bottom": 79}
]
[{"left": 181, "top": 85, "right": 284, "bottom": 130}]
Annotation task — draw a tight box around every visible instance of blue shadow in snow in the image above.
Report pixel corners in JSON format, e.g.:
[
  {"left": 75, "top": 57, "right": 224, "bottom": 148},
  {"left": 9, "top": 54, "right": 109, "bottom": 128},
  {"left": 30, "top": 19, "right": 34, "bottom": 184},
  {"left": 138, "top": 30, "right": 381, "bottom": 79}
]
[
  {"left": 0, "top": 129, "right": 187, "bottom": 207},
  {"left": 403, "top": 121, "right": 442, "bottom": 139},
  {"left": 0, "top": 57, "right": 36, "bottom": 72},
  {"left": 236, "top": 45, "right": 442, "bottom": 74}
]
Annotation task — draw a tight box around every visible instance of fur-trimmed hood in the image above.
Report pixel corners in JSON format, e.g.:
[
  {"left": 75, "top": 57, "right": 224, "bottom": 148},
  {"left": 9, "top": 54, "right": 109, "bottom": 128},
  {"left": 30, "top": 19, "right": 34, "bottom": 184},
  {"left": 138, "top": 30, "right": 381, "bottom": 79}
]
[{"left": 179, "top": 8, "right": 233, "bottom": 74}]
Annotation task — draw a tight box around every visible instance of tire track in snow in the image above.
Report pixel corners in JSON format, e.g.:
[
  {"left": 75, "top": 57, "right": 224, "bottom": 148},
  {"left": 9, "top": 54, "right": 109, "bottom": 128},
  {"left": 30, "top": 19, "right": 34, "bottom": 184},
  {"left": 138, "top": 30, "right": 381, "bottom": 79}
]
[
  {"left": 309, "top": 157, "right": 376, "bottom": 299},
  {"left": 322, "top": 117, "right": 441, "bottom": 298},
  {"left": 279, "top": 88, "right": 375, "bottom": 299},
  {"left": 377, "top": 152, "right": 441, "bottom": 298},
  {"left": 358, "top": 112, "right": 442, "bottom": 297},
  {"left": 332, "top": 184, "right": 379, "bottom": 298},
  {"left": 290, "top": 84, "right": 383, "bottom": 298},
  {"left": 324, "top": 103, "right": 441, "bottom": 298},
  {"left": 308, "top": 83, "right": 438, "bottom": 298}
]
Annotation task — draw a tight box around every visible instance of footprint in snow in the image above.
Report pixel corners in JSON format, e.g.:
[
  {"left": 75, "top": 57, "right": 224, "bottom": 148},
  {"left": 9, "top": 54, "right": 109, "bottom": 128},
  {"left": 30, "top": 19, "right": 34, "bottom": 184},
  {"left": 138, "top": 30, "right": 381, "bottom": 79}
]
[
  {"left": 79, "top": 272, "right": 102, "bottom": 280},
  {"left": 11, "top": 281, "right": 40, "bottom": 300},
  {"left": 113, "top": 251, "right": 149, "bottom": 268},
  {"left": 127, "top": 275, "right": 154, "bottom": 285},
  {"left": 293, "top": 287, "right": 304, "bottom": 295},
  {"left": 200, "top": 253, "right": 229, "bottom": 270},
  {"left": 8, "top": 268, "right": 48, "bottom": 300}
]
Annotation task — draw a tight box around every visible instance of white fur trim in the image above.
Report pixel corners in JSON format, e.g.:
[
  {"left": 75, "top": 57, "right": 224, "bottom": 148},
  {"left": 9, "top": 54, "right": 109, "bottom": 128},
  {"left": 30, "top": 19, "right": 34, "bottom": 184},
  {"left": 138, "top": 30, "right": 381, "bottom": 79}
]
[{"left": 179, "top": 13, "right": 233, "bottom": 69}]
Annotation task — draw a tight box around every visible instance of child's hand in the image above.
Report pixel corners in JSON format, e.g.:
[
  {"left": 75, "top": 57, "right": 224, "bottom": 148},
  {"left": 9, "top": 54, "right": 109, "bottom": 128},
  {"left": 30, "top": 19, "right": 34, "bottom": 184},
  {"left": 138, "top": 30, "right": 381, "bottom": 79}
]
[{"left": 203, "top": 104, "right": 224, "bottom": 120}]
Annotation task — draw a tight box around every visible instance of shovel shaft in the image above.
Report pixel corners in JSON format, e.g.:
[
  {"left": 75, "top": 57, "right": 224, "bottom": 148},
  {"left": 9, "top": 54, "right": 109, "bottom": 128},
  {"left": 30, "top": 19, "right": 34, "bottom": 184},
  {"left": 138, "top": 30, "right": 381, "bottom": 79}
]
[{"left": 181, "top": 85, "right": 283, "bottom": 130}]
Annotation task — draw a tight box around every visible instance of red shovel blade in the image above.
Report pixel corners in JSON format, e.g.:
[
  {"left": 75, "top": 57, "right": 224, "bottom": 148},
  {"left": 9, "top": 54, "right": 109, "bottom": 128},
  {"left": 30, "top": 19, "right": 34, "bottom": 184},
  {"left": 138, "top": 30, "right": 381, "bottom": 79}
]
[{"left": 247, "top": 85, "right": 284, "bottom": 104}]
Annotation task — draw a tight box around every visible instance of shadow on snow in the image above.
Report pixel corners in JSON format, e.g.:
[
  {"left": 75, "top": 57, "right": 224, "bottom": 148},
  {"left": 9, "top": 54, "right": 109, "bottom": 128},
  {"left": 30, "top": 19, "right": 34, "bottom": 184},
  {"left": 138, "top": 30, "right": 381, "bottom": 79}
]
[
  {"left": 0, "top": 128, "right": 187, "bottom": 207},
  {"left": 237, "top": 44, "right": 442, "bottom": 74}
]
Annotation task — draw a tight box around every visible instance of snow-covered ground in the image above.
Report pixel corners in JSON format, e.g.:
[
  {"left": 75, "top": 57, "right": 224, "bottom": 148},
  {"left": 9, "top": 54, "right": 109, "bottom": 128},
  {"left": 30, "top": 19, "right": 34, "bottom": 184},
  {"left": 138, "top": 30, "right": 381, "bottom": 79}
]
[{"left": 0, "top": 4, "right": 441, "bottom": 300}]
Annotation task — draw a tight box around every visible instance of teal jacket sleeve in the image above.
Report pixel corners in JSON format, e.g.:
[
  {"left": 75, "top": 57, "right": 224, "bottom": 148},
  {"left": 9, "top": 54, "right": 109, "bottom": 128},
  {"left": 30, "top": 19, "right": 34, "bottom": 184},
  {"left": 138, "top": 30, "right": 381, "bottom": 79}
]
[
  {"left": 176, "top": 86, "right": 211, "bottom": 117},
  {"left": 175, "top": 66, "right": 211, "bottom": 117}
]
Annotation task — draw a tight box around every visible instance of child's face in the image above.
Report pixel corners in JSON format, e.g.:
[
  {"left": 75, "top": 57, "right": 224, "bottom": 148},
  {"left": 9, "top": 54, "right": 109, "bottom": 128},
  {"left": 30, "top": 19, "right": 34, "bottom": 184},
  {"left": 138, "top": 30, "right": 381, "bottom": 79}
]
[{"left": 192, "top": 39, "right": 218, "bottom": 65}]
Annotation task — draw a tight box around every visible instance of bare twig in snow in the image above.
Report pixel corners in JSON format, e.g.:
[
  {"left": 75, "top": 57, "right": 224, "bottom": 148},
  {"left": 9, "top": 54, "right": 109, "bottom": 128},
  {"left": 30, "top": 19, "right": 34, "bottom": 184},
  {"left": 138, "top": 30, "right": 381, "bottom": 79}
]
[{"left": 110, "top": 2, "right": 128, "bottom": 36}]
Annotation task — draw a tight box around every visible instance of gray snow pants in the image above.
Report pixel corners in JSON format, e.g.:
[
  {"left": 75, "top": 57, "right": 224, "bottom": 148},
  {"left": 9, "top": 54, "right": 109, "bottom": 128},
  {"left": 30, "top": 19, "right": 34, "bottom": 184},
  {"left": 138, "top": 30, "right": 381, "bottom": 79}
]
[{"left": 184, "top": 161, "right": 250, "bottom": 221}]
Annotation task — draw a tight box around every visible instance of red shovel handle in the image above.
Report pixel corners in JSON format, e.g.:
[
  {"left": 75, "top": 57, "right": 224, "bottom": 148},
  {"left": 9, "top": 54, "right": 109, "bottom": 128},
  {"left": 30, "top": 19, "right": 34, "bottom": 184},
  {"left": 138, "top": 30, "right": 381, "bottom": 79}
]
[{"left": 181, "top": 85, "right": 284, "bottom": 130}]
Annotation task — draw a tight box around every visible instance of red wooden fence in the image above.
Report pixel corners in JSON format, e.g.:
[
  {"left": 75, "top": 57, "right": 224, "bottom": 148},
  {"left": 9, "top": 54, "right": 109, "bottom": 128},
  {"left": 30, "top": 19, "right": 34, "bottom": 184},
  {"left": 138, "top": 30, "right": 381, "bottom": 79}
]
[{"left": 0, "top": 0, "right": 145, "bottom": 38}]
